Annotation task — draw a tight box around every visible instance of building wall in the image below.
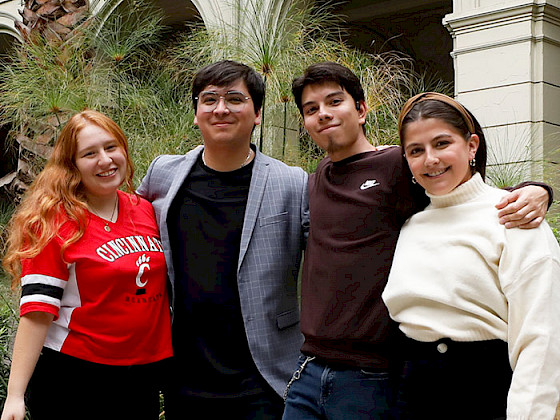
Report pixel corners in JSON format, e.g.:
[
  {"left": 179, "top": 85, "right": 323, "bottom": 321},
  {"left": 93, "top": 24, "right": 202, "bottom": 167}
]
[{"left": 444, "top": 0, "right": 560, "bottom": 186}]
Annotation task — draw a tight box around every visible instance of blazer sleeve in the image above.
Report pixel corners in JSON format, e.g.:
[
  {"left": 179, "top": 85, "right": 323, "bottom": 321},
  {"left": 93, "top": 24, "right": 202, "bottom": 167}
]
[
  {"left": 137, "top": 155, "right": 164, "bottom": 202},
  {"left": 300, "top": 169, "right": 310, "bottom": 246}
]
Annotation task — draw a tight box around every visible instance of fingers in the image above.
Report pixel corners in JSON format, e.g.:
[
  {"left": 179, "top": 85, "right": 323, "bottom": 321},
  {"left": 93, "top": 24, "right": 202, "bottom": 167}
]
[
  {"left": 498, "top": 200, "right": 530, "bottom": 222},
  {"left": 501, "top": 208, "right": 544, "bottom": 228},
  {"left": 505, "top": 216, "right": 544, "bottom": 229},
  {"left": 495, "top": 192, "right": 519, "bottom": 210},
  {"left": 496, "top": 186, "right": 549, "bottom": 228}
]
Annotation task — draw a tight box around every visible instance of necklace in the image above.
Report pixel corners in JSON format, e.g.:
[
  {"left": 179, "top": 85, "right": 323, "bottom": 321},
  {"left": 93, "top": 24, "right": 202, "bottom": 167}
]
[
  {"left": 89, "top": 196, "right": 118, "bottom": 232},
  {"left": 202, "top": 148, "right": 253, "bottom": 169}
]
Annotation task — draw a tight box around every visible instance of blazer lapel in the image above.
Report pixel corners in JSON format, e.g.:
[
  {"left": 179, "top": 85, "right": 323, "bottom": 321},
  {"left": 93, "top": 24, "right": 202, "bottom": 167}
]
[{"left": 238, "top": 148, "right": 269, "bottom": 270}]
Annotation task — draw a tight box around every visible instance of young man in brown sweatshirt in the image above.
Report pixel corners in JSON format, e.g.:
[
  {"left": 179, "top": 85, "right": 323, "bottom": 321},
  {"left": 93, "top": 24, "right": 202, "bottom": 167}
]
[{"left": 282, "top": 62, "right": 552, "bottom": 419}]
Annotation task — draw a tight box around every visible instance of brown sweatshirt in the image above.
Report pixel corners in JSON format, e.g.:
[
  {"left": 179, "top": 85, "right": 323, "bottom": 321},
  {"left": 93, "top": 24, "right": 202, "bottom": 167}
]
[{"left": 300, "top": 146, "right": 427, "bottom": 369}]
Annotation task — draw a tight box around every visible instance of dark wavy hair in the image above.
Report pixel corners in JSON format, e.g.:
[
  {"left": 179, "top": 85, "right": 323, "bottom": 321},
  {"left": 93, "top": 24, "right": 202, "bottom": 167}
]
[
  {"left": 192, "top": 60, "right": 265, "bottom": 113},
  {"left": 292, "top": 61, "right": 365, "bottom": 115}
]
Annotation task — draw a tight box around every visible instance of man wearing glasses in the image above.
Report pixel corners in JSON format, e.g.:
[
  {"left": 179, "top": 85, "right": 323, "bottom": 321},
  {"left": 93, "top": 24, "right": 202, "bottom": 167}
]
[{"left": 138, "top": 60, "right": 309, "bottom": 419}]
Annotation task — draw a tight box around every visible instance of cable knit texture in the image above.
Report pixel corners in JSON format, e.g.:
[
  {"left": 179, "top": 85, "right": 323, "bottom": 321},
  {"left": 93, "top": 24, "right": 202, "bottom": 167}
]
[{"left": 383, "top": 173, "right": 560, "bottom": 419}]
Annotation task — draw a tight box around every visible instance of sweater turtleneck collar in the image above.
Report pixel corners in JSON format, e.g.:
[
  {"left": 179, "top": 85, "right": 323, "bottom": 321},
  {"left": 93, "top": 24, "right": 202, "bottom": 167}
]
[{"left": 427, "top": 172, "right": 489, "bottom": 208}]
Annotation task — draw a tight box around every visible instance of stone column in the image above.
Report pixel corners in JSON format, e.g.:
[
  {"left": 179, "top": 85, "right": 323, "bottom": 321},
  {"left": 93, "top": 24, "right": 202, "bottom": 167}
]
[
  {"left": 444, "top": 0, "right": 560, "bottom": 185},
  {"left": 0, "top": 0, "right": 22, "bottom": 40},
  {"left": 191, "top": 0, "right": 237, "bottom": 29}
]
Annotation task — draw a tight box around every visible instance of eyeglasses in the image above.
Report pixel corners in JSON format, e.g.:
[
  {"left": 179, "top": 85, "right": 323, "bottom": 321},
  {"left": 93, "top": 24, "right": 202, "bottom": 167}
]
[{"left": 195, "top": 91, "right": 251, "bottom": 113}]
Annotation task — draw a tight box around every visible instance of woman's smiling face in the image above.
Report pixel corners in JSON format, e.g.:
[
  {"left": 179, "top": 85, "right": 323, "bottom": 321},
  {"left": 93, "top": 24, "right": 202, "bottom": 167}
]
[
  {"left": 403, "top": 117, "right": 479, "bottom": 196},
  {"left": 74, "top": 123, "right": 127, "bottom": 201}
]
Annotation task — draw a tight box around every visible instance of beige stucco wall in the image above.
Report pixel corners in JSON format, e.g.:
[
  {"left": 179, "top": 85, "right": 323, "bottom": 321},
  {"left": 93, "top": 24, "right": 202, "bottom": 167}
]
[{"left": 444, "top": 0, "right": 560, "bottom": 184}]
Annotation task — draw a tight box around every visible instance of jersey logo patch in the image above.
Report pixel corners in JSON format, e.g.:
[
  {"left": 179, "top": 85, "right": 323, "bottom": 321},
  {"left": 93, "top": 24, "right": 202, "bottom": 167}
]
[
  {"left": 360, "top": 179, "right": 380, "bottom": 190},
  {"left": 135, "top": 254, "right": 150, "bottom": 294}
]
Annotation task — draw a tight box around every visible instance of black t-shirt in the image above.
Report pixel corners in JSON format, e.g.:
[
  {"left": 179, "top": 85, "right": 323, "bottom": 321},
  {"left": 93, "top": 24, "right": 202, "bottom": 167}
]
[{"left": 167, "top": 154, "right": 266, "bottom": 398}]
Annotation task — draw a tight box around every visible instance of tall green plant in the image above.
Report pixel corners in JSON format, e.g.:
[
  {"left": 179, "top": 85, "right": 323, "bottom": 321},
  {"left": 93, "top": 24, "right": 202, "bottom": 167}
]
[
  {"left": 168, "top": 0, "right": 419, "bottom": 162},
  {"left": 485, "top": 125, "right": 535, "bottom": 189},
  {"left": 0, "top": 295, "right": 19, "bottom": 415},
  {"left": 0, "top": 0, "right": 445, "bottom": 185},
  {"left": 88, "top": 0, "right": 165, "bottom": 115},
  {"left": 0, "top": 34, "right": 101, "bottom": 139},
  {"left": 0, "top": 0, "right": 199, "bottom": 189},
  {"left": 0, "top": 199, "right": 18, "bottom": 415},
  {"left": 0, "top": 277, "right": 29, "bottom": 418}
]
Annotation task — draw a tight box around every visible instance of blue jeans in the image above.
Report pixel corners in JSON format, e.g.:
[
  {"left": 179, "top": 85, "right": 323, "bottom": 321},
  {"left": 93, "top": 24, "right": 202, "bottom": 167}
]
[{"left": 282, "top": 356, "right": 396, "bottom": 420}]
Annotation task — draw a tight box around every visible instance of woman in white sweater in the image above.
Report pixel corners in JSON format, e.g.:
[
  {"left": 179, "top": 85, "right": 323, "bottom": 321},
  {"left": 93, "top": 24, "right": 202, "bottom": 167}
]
[{"left": 382, "top": 92, "right": 560, "bottom": 419}]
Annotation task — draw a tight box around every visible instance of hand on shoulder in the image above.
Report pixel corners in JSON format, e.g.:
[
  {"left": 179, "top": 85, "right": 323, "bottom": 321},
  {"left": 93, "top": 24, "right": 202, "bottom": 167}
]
[{"left": 495, "top": 185, "right": 548, "bottom": 229}]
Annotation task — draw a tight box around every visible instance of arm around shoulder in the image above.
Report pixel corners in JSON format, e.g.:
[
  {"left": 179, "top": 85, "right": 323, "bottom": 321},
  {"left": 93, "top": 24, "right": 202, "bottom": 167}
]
[{"left": 496, "top": 182, "right": 552, "bottom": 229}]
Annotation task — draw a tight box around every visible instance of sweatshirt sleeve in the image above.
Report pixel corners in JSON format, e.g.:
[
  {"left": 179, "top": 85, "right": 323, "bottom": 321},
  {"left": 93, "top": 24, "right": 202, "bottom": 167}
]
[
  {"left": 503, "top": 181, "right": 554, "bottom": 209},
  {"left": 500, "top": 227, "right": 560, "bottom": 419}
]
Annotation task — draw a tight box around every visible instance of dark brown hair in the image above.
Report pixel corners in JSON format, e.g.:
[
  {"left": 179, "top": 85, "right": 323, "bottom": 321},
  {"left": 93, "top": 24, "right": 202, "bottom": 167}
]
[
  {"left": 192, "top": 60, "right": 265, "bottom": 113},
  {"left": 398, "top": 92, "right": 487, "bottom": 179}
]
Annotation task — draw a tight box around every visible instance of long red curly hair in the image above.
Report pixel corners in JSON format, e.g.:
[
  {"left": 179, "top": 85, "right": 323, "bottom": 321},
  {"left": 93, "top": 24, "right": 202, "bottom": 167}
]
[{"left": 2, "top": 110, "right": 136, "bottom": 288}]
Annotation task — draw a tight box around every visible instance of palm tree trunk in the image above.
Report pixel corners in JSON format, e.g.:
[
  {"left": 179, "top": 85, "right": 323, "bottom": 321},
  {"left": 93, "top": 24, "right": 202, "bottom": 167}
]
[
  {"left": 16, "top": 0, "right": 88, "bottom": 43},
  {"left": 4, "top": 0, "right": 89, "bottom": 201}
]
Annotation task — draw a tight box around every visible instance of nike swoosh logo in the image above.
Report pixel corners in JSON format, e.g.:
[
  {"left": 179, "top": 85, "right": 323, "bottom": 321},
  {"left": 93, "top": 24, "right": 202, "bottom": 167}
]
[{"left": 360, "top": 180, "right": 380, "bottom": 190}]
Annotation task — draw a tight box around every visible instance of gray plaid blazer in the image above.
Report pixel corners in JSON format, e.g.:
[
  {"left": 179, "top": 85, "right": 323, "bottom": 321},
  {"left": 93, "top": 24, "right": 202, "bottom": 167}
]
[{"left": 137, "top": 145, "right": 308, "bottom": 396}]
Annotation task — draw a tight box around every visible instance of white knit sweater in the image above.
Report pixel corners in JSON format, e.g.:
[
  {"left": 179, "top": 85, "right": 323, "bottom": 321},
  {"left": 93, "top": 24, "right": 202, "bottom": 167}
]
[{"left": 383, "top": 173, "right": 560, "bottom": 419}]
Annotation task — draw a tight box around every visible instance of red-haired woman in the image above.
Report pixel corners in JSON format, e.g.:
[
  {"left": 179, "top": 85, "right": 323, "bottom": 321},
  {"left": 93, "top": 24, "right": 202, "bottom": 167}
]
[{"left": 1, "top": 110, "right": 172, "bottom": 420}]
